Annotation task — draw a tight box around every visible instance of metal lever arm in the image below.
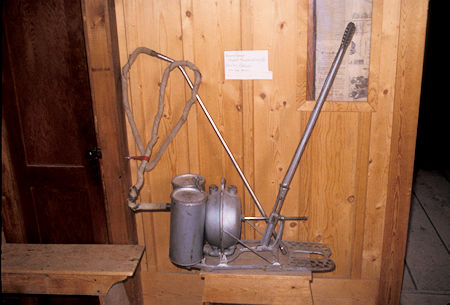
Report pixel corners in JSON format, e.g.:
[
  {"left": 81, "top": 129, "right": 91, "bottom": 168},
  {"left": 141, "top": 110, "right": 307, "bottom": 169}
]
[
  {"left": 261, "top": 22, "right": 356, "bottom": 246},
  {"left": 148, "top": 51, "right": 267, "bottom": 219}
]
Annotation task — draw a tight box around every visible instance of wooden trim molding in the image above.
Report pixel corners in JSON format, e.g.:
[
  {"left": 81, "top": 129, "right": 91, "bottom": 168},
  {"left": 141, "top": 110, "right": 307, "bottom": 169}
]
[
  {"left": 81, "top": 0, "right": 142, "bottom": 304},
  {"left": 81, "top": 0, "right": 136, "bottom": 247},
  {"left": 377, "top": 0, "right": 429, "bottom": 304}
]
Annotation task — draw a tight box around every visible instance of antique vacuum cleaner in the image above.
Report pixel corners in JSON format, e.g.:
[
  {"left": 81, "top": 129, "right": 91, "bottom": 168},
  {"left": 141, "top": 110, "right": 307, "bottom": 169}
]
[{"left": 122, "top": 23, "right": 356, "bottom": 272}]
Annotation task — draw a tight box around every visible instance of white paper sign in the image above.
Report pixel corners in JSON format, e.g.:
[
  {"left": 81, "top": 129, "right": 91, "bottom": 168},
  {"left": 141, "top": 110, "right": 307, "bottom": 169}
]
[{"left": 224, "top": 50, "right": 273, "bottom": 80}]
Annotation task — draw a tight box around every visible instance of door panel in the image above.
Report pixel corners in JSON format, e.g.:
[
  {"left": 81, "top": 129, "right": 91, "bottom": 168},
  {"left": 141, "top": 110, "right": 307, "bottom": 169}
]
[
  {"left": 2, "top": 0, "right": 108, "bottom": 245},
  {"left": 2, "top": 2, "right": 108, "bottom": 304}
]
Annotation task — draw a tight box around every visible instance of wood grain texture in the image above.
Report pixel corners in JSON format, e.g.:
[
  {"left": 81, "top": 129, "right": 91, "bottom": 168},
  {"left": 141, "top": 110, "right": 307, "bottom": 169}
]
[
  {"left": 361, "top": 0, "right": 402, "bottom": 278},
  {"left": 100, "top": 283, "right": 131, "bottom": 305},
  {"left": 81, "top": 1, "right": 143, "bottom": 304},
  {"left": 250, "top": 0, "right": 301, "bottom": 238},
  {"left": 311, "top": 278, "right": 379, "bottom": 305},
  {"left": 139, "top": 270, "right": 378, "bottom": 305},
  {"left": 2, "top": 244, "right": 144, "bottom": 276},
  {"left": 377, "top": 0, "right": 429, "bottom": 304},
  {"left": 2, "top": 0, "right": 109, "bottom": 245},
  {"left": 141, "top": 271, "right": 204, "bottom": 305},
  {"left": 1, "top": 119, "right": 27, "bottom": 243},
  {"left": 201, "top": 270, "right": 313, "bottom": 305},
  {"left": 81, "top": 0, "right": 137, "bottom": 246},
  {"left": 1, "top": 244, "right": 144, "bottom": 296},
  {"left": 113, "top": 0, "right": 428, "bottom": 303},
  {"left": 2, "top": 273, "right": 124, "bottom": 296}
]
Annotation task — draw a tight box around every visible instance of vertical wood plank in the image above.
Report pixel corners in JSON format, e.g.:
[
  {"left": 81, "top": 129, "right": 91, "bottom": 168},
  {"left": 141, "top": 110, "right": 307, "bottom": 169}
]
[
  {"left": 306, "top": 0, "right": 316, "bottom": 100},
  {"left": 191, "top": 0, "right": 243, "bottom": 189},
  {"left": 180, "top": 0, "right": 200, "bottom": 175},
  {"left": 296, "top": 0, "right": 311, "bottom": 242},
  {"left": 82, "top": 0, "right": 142, "bottom": 304},
  {"left": 249, "top": 0, "right": 301, "bottom": 237},
  {"left": 350, "top": 112, "right": 372, "bottom": 279},
  {"left": 307, "top": 112, "right": 360, "bottom": 278},
  {"left": 241, "top": 0, "right": 256, "bottom": 240},
  {"left": 378, "top": 0, "right": 428, "bottom": 304},
  {"left": 116, "top": 0, "right": 159, "bottom": 272},
  {"left": 82, "top": 0, "right": 137, "bottom": 248},
  {"left": 362, "top": 0, "right": 402, "bottom": 278},
  {"left": 113, "top": 0, "right": 149, "bottom": 272}
]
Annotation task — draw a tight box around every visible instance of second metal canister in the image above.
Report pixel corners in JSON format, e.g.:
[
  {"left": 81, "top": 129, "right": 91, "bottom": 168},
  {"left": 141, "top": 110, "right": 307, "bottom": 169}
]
[
  {"left": 169, "top": 186, "right": 207, "bottom": 267},
  {"left": 171, "top": 173, "right": 205, "bottom": 191}
]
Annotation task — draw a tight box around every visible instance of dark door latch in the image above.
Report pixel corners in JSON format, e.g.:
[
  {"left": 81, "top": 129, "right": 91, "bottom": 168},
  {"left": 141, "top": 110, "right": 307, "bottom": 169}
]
[{"left": 86, "top": 148, "right": 102, "bottom": 160}]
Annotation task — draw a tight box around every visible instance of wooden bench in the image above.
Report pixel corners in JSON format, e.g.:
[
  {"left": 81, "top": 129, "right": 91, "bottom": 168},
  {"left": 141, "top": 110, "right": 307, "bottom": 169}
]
[
  {"left": 1, "top": 243, "right": 145, "bottom": 305},
  {"left": 201, "top": 269, "right": 313, "bottom": 305}
]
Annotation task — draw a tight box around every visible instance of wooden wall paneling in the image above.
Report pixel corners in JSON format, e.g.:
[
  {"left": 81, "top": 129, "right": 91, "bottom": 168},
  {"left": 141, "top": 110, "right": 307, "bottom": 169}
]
[
  {"left": 378, "top": 0, "right": 428, "bottom": 304},
  {"left": 127, "top": 0, "right": 159, "bottom": 273},
  {"left": 273, "top": 0, "right": 302, "bottom": 241},
  {"left": 297, "top": 0, "right": 313, "bottom": 244},
  {"left": 114, "top": 0, "right": 158, "bottom": 288},
  {"left": 190, "top": 0, "right": 243, "bottom": 190},
  {"left": 297, "top": 111, "right": 314, "bottom": 243},
  {"left": 114, "top": 1, "right": 148, "bottom": 273},
  {"left": 297, "top": 0, "right": 309, "bottom": 105},
  {"left": 362, "top": 0, "right": 402, "bottom": 278},
  {"left": 180, "top": 0, "right": 201, "bottom": 175},
  {"left": 117, "top": 0, "right": 170, "bottom": 272},
  {"left": 82, "top": 0, "right": 137, "bottom": 245},
  {"left": 240, "top": 0, "right": 257, "bottom": 240},
  {"left": 366, "top": 0, "right": 383, "bottom": 112},
  {"left": 307, "top": 112, "right": 360, "bottom": 278},
  {"left": 81, "top": 0, "right": 142, "bottom": 304},
  {"left": 298, "top": 0, "right": 373, "bottom": 279},
  {"left": 305, "top": 0, "right": 315, "bottom": 101},
  {"left": 143, "top": 0, "right": 189, "bottom": 273},
  {"left": 350, "top": 112, "right": 372, "bottom": 279},
  {"left": 248, "top": 0, "right": 301, "bottom": 238}
]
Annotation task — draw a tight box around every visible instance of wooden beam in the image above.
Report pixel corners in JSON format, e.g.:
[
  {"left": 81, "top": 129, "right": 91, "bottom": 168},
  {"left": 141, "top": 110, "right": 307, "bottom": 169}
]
[
  {"left": 81, "top": 0, "right": 135, "bottom": 246},
  {"left": 378, "top": 0, "right": 429, "bottom": 304},
  {"left": 201, "top": 270, "right": 313, "bottom": 305},
  {"left": 80, "top": 0, "right": 142, "bottom": 304},
  {"left": 312, "top": 278, "right": 379, "bottom": 305}
]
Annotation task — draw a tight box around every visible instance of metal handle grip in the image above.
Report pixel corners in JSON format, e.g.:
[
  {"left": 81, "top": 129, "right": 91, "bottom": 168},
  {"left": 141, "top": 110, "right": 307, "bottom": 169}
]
[{"left": 342, "top": 22, "right": 356, "bottom": 48}]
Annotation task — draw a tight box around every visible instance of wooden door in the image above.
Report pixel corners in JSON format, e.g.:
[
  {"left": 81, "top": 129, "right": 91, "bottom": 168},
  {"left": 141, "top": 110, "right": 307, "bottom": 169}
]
[{"left": 2, "top": 0, "right": 108, "bottom": 244}]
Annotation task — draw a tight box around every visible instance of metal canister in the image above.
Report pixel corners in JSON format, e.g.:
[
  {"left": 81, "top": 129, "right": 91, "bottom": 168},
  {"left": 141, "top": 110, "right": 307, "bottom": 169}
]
[
  {"left": 171, "top": 173, "right": 205, "bottom": 191},
  {"left": 169, "top": 187, "right": 207, "bottom": 267},
  {"left": 205, "top": 179, "right": 241, "bottom": 251}
]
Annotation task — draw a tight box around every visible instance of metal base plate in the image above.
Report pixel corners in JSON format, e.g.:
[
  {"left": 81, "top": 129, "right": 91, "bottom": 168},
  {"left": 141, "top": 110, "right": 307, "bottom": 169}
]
[{"left": 196, "top": 240, "right": 335, "bottom": 272}]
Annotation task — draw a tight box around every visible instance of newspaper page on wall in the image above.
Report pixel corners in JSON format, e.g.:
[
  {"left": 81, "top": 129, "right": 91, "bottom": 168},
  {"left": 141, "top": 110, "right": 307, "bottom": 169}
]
[{"left": 315, "top": 0, "right": 372, "bottom": 101}]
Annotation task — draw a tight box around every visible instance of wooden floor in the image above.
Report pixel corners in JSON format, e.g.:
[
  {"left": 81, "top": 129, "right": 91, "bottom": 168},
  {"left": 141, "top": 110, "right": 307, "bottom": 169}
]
[{"left": 401, "top": 169, "right": 450, "bottom": 305}]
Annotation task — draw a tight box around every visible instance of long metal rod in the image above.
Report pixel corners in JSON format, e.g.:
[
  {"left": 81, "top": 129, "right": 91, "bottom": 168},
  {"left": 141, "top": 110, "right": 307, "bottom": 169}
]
[
  {"left": 281, "top": 22, "right": 356, "bottom": 193},
  {"left": 223, "top": 230, "right": 274, "bottom": 264},
  {"left": 152, "top": 52, "right": 267, "bottom": 218},
  {"left": 261, "top": 22, "right": 356, "bottom": 246}
]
